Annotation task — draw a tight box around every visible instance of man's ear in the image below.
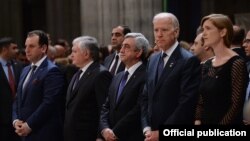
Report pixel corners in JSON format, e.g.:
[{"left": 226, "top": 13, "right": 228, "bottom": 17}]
[
  {"left": 41, "top": 45, "right": 48, "bottom": 54},
  {"left": 136, "top": 49, "right": 143, "bottom": 59}
]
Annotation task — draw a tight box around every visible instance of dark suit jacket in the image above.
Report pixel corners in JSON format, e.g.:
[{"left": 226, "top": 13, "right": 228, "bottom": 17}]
[
  {"left": 103, "top": 53, "right": 125, "bottom": 75},
  {"left": 0, "top": 60, "right": 23, "bottom": 141},
  {"left": 232, "top": 47, "right": 247, "bottom": 61},
  {"left": 12, "top": 58, "right": 65, "bottom": 141},
  {"left": 99, "top": 64, "right": 145, "bottom": 141},
  {"left": 64, "top": 62, "right": 112, "bottom": 141},
  {"left": 141, "top": 45, "right": 201, "bottom": 130}
]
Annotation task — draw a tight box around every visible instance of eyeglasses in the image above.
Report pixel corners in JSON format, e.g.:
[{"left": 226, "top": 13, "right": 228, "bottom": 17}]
[{"left": 243, "top": 39, "right": 250, "bottom": 44}]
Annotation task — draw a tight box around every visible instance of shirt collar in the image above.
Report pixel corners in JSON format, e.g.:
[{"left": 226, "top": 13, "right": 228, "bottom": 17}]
[
  {"left": 80, "top": 60, "right": 94, "bottom": 73},
  {"left": 0, "top": 57, "right": 8, "bottom": 66},
  {"left": 31, "top": 55, "right": 47, "bottom": 68},
  {"left": 162, "top": 41, "right": 178, "bottom": 57},
  {"left": 125, "top": 61, "right": 142, "bottom": 76}
]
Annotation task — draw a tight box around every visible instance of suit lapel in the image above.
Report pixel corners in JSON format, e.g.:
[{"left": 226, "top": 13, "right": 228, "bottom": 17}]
[
  {"left": 115, "top": 64, "right": 144, "bottom": 106},
  {"left": 66, "top": 73, "right": 77, "bottom": 103},
  {"left": 18, "top": 66, "right": 30, "bottom": 101},
  {"left": 151, "top": 52, "right": 161, "bottom": 87},
  {"left": 113, "top": 73, "right": 124, "bottom": 105},
  {"left": 107, "top": 53, "right": 115, "bottom": 69},
  {"left": 117, "top": 62, "right": 125, "bottom": 73},
  {"left": 155, "top": 47, "right": 180, "bottom": 92},
  {"left": 66, "top": 62, "right": 98, "bottom": 105},
  {"left": 0, "top": 64, "right": 9, "bottom": 86},
  {"left": 69, "top": 69, "right": 90, "bottom": 99},
  {"left": 22, "top": 59, "right": 48, "bottom": 102},
  {"left": 13, "top": 61, "right": 20, "bottom": 86}
]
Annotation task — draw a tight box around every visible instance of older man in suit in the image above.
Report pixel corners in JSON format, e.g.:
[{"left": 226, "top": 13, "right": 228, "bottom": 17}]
[
  {"left": 141, "top": 12, "right": 201, "bottom": 141},
  {"left": 103, "top": 25, "right": 131, "bottom": 75},
  {"left": 64, "top": 36, "right": 112, "bottom": 141},
  {"left": 12, "top": 30, "right": 65, "bottom": 141},
  {"left": 99, "top": 33, "right": 149, "bottom": 141},
  {"left": 0, "top": 37, "right": 23, "bottom": 141}
]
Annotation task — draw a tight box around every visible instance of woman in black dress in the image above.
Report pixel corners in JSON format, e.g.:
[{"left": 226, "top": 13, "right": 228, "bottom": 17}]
[{"left": 195, "top": 14, "right": 248, "bottom": 125}]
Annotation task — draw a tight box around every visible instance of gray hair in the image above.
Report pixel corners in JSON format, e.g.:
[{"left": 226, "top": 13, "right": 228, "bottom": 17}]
[
  {"left": 73, "top": 36, "right": 99, "bottom": 62},
  {"left": 124, "top": 32, "right": 150, "bottom": 60},
  {"left": 72, "top": 36, "right": 98, "bottom": 46},
  {"left": 153, "top": 12, "right": 180, "bottom": 30}
]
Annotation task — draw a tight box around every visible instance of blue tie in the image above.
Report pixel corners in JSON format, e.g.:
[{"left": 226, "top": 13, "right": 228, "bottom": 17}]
[
  {"left": 116, "top": 71, "right": 129, "bottom": 102},
  {"left": 157, "top": 53, "right": 167, "bottom": 81}
]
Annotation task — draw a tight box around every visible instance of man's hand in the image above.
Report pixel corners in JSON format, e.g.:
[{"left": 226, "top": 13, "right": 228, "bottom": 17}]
[
  {"left": 102, "top": 128, "right": 117, "bottom": 141},
  {"left": 14, "top": 119, "right": 23, "bottom": 135},
  {"left": 243, "top": 120, "right": 250, "bottom": 125},
  {"left": 194, "top": 120, "right": 201, "bottom": 125},
  {"left": 15, "top": 121, "right": 32, "bottom": 136},
  {"left": 145, "top": 130, "right": 159, "bottom": 141}
]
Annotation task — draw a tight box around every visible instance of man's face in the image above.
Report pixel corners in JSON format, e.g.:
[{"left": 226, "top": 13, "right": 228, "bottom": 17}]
[
  {"left": 6, "top": 43, "right": 18, "bottom": 60},
  {"left": 120, "top": 37, "right": 142, "bottom": 67},
  {"left": 25, "top": 35, "right": 46, "bottom": 63},
  {"left": 111, "top": 26, "right": 125, "bottom": 51},
  {"left": 190, "top": 34, "right": 204, "bottom": 59},
  {"left": 243, "top": 31, "right": 250, "bottom": 57},
  {"left": 153, "top": 17, "right": 178, "bottom": 51},
  {"left": 70, "top": 43, "right": 88, "bottom": 68}
]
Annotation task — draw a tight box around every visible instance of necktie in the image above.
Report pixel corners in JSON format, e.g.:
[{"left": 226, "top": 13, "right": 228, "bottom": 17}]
[
  {"left": 72, "top": 70, "right": 82, "bottom": 90},
  {"left": 110, "top": 55, "right": 119, "bottom": 75},
  {"left": 116, "top": 71, "right": 129, "bottom": 102},
  {"left": 23, "top": 65, "right": 37, "bottom": 94},
  {"left": 157, "top": 53, "right": 167, "bottom": 81},
  {"left": 6, "top": 62, "right": 16, "bottom": 98}
]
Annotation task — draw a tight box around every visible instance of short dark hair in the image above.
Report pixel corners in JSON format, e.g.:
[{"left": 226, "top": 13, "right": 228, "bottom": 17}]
[
  {"left": 0, "top": 37, "right": 15, "bottom": 52},
  {"left": 27, "top": 30, "right": 49, "bottom": 47},
  {"left": 232, "top": 25, "right": 245, "bottom": 45},
  {"left": 0, "top": 37, "right": 14, "bottom": 48},
  {"left": 120, "top": 25, "right": 131, "bottom": 35}
]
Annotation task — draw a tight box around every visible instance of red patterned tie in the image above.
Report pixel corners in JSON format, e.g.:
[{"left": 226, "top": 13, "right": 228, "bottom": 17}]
[{"left": 6, "top": 62, "right": 15, "bottom": 98}]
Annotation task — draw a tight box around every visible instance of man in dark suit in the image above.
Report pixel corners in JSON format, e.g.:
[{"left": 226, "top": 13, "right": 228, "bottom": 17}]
[
  {"left": 231, "top": 25, "right": 246, "bottom": 60},
  {"left": 141, "top": 12, "right": 201, "bottom": 141},
  {"left": 12, "top": 30, "right": 65, "bottom": 141},
  {"left": 243, "top": 30, "right": 250, "bottom": 125},
  {"left": 0, "top": 37, "right": 23, "bottom": 141},
  {"left": 103, "top": 25, "right": 131, "bottom": 75},
  {"left": 64, "top": 36, "right": 112, "bottom": 141},
  {"left": 99, "top": 33, "right": 149, "bottom": 141}
]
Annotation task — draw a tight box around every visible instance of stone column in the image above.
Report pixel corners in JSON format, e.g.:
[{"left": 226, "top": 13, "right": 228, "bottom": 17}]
[{"left": 80, "top": 0, "right": 162, "bottom": 46}]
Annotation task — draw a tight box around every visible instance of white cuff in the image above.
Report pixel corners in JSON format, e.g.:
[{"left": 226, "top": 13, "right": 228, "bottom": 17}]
[
  {"left": 12, "top": 119, "right": 19, "bottom": 127},
  {"left": 143, "top": 126, "right": 151, "bottom": 135}
]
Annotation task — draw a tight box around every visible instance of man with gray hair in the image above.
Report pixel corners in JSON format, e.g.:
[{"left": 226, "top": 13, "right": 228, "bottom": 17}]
[
  {"left": 99, "top": 33, "right": 149, "bottom": 141},
  {"left": 64, "top": 36, "right": 112, "bottom": 141},
  {"left": 141, "top": 12, "right": 200, "bottom": 140}
]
